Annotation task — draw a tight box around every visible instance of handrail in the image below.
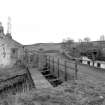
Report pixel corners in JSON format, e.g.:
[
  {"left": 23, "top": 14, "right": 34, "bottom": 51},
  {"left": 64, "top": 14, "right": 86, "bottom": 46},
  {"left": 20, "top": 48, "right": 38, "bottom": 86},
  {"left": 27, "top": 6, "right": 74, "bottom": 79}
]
[{"left": 25, "top": 66, "right": 36, "bottom": 88}]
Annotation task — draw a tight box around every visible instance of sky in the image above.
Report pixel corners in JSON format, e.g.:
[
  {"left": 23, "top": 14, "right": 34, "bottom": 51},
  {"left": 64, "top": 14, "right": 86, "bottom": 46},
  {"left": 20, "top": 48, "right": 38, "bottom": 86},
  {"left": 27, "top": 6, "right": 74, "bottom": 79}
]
[{"left": 0, "top": 0, "right": 105, "bottom": 45}]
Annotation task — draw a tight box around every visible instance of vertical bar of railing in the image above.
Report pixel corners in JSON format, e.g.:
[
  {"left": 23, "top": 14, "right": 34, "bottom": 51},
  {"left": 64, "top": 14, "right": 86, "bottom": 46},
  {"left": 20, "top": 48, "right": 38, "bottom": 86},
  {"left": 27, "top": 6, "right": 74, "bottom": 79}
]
[
  {"left": 16, "top": 83, "right": 17, "bottom": 93},
  {"left": 22, "top": 81, "right": 24, "bottom": 93},
  {"left": 26, "top": 67, "right": 35, "bottom": 89},
  {"left": 25, "top": 77, "right": 27, "bottom": 92},
  {"left": 53, "top": 57, "right": 55, "bottom": 73},
  {"left": 57, "top": 58, "right": 60, "bottom": 78},
  {"left": 75, "top": 60, "right": 78, "bottom": 80},
  {"left": 26, "top": 77, "right": 28, "bottom": 91},
  {"left": 23, "top": 78, "right": 25, "bottom": 93},
  {"left": 49, "top": 56, "right": 50, "bottom": 71},
  {"left": 64, "top": 60, "right": 67, "bottom": 81},
  {"left": 37, "top": 54, "right": 39, "bottom": 68},
  {"left": 46, "top": 55, "right": 47, "bottom": 67}
]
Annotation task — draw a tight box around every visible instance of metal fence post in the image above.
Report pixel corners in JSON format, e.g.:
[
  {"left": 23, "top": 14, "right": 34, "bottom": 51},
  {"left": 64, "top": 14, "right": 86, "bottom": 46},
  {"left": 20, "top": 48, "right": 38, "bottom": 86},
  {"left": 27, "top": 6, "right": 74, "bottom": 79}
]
[
  {"left": 57, "top": 58, "right": 60, "bottom": 78},
  {"left": 64, "top": 60, "right": 67, "bottom": 81}
]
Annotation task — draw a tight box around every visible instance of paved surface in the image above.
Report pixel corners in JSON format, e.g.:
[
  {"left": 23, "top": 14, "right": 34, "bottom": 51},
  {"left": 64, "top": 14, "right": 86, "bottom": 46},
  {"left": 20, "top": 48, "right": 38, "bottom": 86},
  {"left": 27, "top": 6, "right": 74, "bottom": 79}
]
[{"left": 29, "top": 68, "right": 53, "bottom": 89}]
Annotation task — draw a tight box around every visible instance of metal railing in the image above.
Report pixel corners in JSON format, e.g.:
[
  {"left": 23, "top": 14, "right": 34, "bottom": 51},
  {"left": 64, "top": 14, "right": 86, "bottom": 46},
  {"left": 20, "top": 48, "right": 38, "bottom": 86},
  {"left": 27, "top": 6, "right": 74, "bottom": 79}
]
[
  {"left": 45, "top": 55, "right": 78, "bottom": 81},
  {"left": 23, "top": 49, "right": 79, "bottom": 81}
]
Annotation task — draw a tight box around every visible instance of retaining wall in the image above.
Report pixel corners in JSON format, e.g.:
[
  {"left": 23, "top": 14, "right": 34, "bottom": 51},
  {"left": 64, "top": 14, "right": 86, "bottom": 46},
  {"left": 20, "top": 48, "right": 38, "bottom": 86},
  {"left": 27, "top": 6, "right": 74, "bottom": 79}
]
[{"left": 0, "top": 69, "right": 35, "bottom": 96}]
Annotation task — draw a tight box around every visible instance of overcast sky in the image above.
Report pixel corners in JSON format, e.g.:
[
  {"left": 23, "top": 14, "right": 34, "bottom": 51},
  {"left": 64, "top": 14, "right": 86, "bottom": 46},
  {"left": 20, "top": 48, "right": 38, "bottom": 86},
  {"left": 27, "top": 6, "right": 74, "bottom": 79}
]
[{"left": 0, "top": 0, "right": 105, "bottom": 45}]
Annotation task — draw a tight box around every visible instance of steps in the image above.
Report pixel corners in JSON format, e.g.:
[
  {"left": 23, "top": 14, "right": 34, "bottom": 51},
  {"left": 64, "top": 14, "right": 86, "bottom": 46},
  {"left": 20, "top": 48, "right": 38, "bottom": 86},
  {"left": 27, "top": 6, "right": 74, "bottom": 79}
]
[
  {"left": 41, "top": 70, "right": 50, "bottom": 75},
  {"left": 40, "top": 65, "right": 63, "bottom": 87}
]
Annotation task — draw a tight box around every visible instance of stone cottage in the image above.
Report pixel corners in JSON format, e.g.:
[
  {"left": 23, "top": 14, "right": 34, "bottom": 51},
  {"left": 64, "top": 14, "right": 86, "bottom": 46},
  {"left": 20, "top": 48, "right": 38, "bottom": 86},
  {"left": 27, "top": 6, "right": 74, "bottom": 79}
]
[{"left": 0, "top": 22, "right": 24, "bottom": 68}]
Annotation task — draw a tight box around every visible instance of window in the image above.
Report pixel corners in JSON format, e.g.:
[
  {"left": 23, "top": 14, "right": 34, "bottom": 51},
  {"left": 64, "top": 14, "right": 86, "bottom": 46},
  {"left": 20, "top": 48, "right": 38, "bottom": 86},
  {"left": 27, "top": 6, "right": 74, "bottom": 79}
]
[
  {"left": 30, "top": 55, "right": 34, "bottom": 62},
  {"left": 11, "top": 48, "right": 18, "bottom": 58},
  {"left": 97, "top": 63, "right": 101, "bottom": 68},
  {"left": 87, "top": 61, "right": 90, "bottom": 65}
]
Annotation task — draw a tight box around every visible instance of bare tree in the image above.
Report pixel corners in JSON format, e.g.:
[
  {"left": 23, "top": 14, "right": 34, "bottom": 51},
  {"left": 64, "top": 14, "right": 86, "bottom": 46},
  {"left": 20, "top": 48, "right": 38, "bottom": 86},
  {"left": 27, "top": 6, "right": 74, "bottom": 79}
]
[
  {"left": 84, "top": 37, "right": 90, "bottom": 42},
  {"left": 61, "top": 38, "right": 66, "bottom": 52},
  {"left": 61, "top": 38, "right": 74, "bottom": 54},
  {"left": 78, "top": 39, "right": 82, "bottom": 43}
]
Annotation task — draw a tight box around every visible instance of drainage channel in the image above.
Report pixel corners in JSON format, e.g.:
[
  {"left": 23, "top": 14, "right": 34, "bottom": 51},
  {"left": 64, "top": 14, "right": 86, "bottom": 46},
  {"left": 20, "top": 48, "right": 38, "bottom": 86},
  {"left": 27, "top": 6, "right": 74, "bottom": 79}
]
[{"left": 40, "top": 66, "right": 63, "bottom": 87}]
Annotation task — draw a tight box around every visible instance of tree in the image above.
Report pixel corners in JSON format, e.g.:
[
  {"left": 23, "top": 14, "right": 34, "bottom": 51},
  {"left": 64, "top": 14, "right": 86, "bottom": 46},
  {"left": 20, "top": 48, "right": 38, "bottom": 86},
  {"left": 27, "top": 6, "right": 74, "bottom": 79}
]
[
  {"left": 61, "top": 39, "right": 66, "bottom": 53},
  {"left": 78, "top": 39, "right": 82, "bottom": 43},
  {"left": 77, "top": 37, "right": 94, "bottom": 57},
  {"left": 61, "top": 38, "right": 74, "bottom": 52},
  {"left": 84, "top": 37, "right": 90, "bottom": 42}
]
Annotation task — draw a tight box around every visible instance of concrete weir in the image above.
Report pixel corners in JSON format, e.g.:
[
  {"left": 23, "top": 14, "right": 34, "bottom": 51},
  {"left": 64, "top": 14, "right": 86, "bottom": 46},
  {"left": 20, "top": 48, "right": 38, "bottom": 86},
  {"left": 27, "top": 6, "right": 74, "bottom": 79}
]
[
  {"left": 29, "top": 68, "right": 52, "bottom": 89},
  {"left": 40, "top": 65, "right": 63, "bottom": 87},
  {"left": 29, "top": 67, "right": 63, "bottom": 89}
]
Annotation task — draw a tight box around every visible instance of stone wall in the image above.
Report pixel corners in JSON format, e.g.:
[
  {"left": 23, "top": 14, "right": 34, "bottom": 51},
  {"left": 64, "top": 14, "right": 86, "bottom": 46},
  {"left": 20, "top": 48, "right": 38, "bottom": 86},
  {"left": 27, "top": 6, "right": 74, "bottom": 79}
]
[
  {"left": 0, "top": 72, "right": 35, "bottom": 96},
  {"left": 0, "top": 37, "right": 24, "bottom": 68}
]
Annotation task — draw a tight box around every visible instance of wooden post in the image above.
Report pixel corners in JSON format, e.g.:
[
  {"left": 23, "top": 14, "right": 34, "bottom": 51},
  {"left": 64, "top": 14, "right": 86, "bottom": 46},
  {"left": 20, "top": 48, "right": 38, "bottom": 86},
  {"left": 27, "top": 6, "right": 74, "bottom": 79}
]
[
  {"left": 57, "top": 58, "right": 60, "bottom": 78},
  {"left": 64, "top": 60, "right": 67, "bottom": 81},
  {"left": 75, "top": 59, "right": 78, "bottom": 80}
]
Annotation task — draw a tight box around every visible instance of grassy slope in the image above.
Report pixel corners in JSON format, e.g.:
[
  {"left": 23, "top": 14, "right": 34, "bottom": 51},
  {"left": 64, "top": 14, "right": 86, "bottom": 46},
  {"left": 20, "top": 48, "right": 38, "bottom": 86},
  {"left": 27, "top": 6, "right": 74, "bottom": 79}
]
[
  {"left": 24, "top": 43, "right": 62, "bottom": 52},
  {"left": 16, "top": 43, "right": 105, "bottom": 105},
  {"left": 1, "top": 79, "right": 105, "bottom": 105}
]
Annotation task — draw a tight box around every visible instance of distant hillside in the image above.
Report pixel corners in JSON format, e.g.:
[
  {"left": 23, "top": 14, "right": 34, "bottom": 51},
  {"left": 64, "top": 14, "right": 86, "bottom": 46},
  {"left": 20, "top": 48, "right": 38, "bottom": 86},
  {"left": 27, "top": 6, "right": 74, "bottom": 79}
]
[{"left": 24, "top": 43, "right": 62, "bottom": 52}]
